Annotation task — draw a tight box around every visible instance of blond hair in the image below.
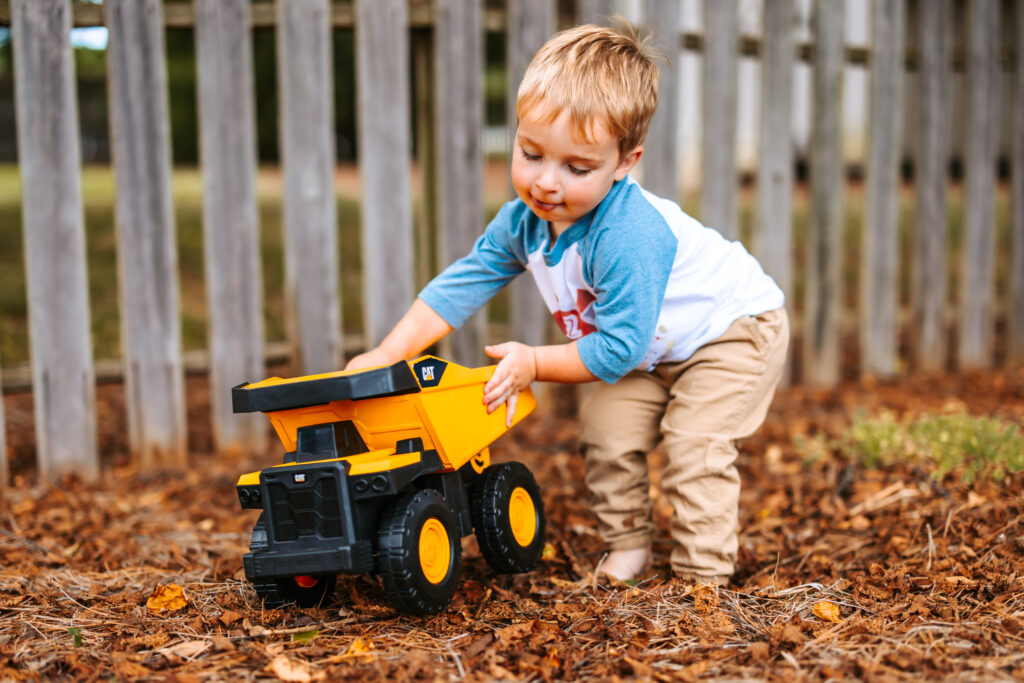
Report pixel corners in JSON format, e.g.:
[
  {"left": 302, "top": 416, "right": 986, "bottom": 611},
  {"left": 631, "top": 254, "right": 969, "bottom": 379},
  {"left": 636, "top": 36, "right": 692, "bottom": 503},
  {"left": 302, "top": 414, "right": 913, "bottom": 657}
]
[{"left": 515, "top": 20, "right": 661, "bottom": 156}]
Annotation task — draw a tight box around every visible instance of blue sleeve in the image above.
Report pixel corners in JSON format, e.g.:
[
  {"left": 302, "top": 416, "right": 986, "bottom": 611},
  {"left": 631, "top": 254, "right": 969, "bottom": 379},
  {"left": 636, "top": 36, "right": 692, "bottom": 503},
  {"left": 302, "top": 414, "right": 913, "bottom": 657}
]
[
  {"left": 577, "top": 215, "right": 677, "bottom": 383},
  {"left": 418, "top": 202, "right": 529, "bottom": 329}
]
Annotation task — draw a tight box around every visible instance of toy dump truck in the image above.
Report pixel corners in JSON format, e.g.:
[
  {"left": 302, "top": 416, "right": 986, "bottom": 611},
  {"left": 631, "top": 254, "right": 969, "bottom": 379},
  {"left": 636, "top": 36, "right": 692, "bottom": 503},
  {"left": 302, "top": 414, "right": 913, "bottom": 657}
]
[{"left": 232, "top": 356, "right": 545, "bottom": 614}]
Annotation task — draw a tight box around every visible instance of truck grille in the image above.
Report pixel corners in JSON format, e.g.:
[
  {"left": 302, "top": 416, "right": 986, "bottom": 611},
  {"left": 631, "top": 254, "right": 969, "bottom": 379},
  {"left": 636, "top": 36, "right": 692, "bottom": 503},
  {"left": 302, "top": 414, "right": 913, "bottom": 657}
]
[{"left": 264, "top": 467, "right": 345, "bottom": 542}]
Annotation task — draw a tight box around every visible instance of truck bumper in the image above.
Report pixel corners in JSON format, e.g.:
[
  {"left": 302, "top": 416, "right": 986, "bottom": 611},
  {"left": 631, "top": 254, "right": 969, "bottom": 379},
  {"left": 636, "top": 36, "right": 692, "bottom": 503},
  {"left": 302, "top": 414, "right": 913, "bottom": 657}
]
[{"left": 244, "top": 540, "right": 374, "bottom": 579}]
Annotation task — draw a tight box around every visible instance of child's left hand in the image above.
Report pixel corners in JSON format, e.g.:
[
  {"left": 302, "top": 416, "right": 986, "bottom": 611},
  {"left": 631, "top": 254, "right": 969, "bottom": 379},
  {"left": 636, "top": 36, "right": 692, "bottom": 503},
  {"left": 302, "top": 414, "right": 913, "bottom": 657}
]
[{"left": 483, "top": 342, "right": 537, "bottom": 426}]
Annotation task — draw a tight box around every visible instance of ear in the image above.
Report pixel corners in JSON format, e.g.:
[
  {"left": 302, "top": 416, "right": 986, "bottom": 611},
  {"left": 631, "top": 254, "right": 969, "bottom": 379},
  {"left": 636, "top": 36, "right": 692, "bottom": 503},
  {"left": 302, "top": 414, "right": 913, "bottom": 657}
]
[{"left": 614, "top": 146, "right": 643, "bottom": 181}]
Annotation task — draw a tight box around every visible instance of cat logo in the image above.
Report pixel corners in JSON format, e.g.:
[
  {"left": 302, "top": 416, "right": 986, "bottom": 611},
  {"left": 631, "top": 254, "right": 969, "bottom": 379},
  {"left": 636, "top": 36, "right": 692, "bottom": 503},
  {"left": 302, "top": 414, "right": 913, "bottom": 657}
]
[{"left": 413, "top": 357, "right": 447, "bottom": 388}]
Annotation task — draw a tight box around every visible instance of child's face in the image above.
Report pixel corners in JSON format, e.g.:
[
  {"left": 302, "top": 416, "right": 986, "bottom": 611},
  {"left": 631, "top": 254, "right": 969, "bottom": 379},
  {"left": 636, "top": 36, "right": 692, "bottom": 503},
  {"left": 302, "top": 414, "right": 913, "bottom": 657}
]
[{"left": 511, "top": 105, "right": 642, "bottom": 237}]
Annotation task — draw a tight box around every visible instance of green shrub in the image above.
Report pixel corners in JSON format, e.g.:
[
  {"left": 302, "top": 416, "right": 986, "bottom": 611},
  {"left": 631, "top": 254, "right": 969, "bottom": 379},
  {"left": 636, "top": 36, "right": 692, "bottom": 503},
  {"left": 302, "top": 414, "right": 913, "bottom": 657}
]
[{"left": 836, "top": 410, "right": 1024, "bottom": 483}]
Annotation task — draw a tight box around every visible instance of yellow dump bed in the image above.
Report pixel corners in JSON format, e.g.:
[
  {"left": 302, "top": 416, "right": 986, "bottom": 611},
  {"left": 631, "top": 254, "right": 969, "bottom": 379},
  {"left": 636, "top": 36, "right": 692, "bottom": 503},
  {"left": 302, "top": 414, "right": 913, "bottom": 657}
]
[{"left": 232, "top": 356, "right": 536, "bottom": 473}]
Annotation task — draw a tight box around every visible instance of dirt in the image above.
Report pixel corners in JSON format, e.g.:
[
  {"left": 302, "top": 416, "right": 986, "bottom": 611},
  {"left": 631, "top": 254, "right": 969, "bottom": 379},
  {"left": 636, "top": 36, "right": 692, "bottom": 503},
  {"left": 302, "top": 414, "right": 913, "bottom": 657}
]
[{"left": 2, "top": 367, "right": 1023, "bottom": 681}]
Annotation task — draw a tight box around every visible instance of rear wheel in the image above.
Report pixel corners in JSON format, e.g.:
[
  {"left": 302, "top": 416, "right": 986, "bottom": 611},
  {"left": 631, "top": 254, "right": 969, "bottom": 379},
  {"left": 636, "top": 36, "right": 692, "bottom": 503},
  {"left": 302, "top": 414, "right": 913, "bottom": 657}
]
[
  {"left": 377, "top": 489, "right": 461, "bottom": 614},
  {"left": 471, "top": 462, "right": 545, "bottom": 574}
]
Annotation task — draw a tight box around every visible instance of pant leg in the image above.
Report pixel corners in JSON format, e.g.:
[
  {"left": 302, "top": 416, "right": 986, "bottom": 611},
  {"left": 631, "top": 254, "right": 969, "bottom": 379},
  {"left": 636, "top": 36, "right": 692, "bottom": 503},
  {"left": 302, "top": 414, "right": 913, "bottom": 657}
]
[
  {"left": 659, "top": 308, "right": 789, "bottom": 577},
  {"left": 579, "top": 370, "right": 667, "bottom": 551}
]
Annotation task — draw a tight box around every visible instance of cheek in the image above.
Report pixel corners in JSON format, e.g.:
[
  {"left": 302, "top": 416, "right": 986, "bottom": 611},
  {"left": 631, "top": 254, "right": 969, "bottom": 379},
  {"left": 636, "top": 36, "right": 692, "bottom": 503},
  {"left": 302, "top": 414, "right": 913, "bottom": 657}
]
[
  {"left": 562, "top": 176, "right": 602, "bottom": 207},
  {"left": 510, "top": 161, "right": 532, "bottom": 196}
]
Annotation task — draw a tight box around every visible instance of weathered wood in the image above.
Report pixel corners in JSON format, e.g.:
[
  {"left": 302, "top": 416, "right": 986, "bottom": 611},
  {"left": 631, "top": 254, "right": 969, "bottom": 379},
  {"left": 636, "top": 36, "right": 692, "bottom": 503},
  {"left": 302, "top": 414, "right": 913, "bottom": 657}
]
[
  {"left": 106, "top": 0, "right": 187, "bottom": 469},
  {"left": 0, "top": 352, "right": 6, "bottom": 487},
  {"left": 756, "top": 0, "right": 795, "bottom": 298},
  {"left": 861, "top": 0, "right": 906, "bottom": 377},
  {"left": 506, "top": 0, "right": 554, "bottom": 351},
  {"left": 912, "top": 0, "right": 949, "bottom": 371},
  {"left": 194, "top": 0, "right": 266, "bottom": 453},
  {"left": 1012, "top": 0, "right": 1024, "bottom": 367},
  {"left": 11, "top": 0, "right": 98, "bottom": 480},
  {"left": 356, "top": 0, "right": 414, "bottom": 351},
  {"left": 755, "top": 0, "right": 795, "bottom": 385},
  {"left": 959, "top": 0, "right": 1000, "bottom": 369},
  {"left": 413, "top": 29, "right": 438, "bottom": 293},
  {"left": 435, "top": 0, "right": 486, "bottom": 364},
  {"left": 804, "top": 0, "right": 845, "bottom": 387},
  {"left": 643, "top": 0, "right": 681, "bottom": 202},
  {"left": 702, "top": 0, "right": 739, "bottom": 240},
  {"left": 577, "top": 0, "right": 617, "bottom": 25},
  {"left": 280, "top": 0, "right": 341, "bottom": 373}
]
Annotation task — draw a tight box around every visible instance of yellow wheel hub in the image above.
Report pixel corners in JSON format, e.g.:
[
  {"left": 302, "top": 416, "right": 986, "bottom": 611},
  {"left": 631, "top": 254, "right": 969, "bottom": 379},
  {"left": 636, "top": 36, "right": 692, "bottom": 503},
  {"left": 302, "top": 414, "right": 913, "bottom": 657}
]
[
  {"left": 508, "top": 487, "right": 536, "bottom": 547},
  {"left": 418, "top": 517, "right": 451, "bottom": 584}
]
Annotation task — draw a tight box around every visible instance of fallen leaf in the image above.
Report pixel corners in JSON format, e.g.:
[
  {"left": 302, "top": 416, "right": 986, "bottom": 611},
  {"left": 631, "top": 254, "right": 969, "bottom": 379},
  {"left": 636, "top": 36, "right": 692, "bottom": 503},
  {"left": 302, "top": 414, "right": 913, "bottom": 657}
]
[
  {"left": 146, "top": 584, "right": 187, "bottom": 613},
  {"left": 291, "top": 629, "right": 319, "bottom": 645},
  {"left": 160, "top": 639, "right": 209, "bottom": 661},
  {"left": 813, "top": 600, "right": 842, "bottom": 623},
  {"left": 343, "top": 636, "right": 373, "bottom": 662},
  {"left": 218, "top": 609, "right": 242, "bottom": 627},
  {"left": 267, "top": 655, "right": 312, "bottom": 682}
]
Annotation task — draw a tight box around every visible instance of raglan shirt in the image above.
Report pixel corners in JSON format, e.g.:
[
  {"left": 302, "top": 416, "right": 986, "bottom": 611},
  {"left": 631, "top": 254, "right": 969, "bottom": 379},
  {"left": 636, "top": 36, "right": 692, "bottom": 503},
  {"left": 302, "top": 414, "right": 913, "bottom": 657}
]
[{"left": 419, "top": 176, "right": 785, "bottom": 384}]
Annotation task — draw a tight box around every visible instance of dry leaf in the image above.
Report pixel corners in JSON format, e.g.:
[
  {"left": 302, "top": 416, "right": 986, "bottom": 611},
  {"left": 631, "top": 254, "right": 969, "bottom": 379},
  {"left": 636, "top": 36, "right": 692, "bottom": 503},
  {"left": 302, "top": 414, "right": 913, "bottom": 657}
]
[
  {"left": 343, "top": 636, "right": 373, "bottom": 662},
  {"left": 218, "top": 609, "right": 242, "bottom": 627},
  {"left": 267, "top": 655, "right": 313, "bottom": 682},
  {"left": 813, "top": 600, "right": 842, "bottom": 623},
  {"left": 146, "top": 584, "right": 187, "bottom": 613}
]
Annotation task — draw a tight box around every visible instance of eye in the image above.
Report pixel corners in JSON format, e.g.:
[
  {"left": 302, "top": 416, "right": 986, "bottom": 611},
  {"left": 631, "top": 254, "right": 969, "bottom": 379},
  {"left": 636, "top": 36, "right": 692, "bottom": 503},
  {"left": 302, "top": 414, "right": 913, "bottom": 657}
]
[
  {"left": 568, "top": 165, "right": 592, "bottom": 177},
  {"left": 520, "top": 149, "right": 541, "bottom": 162}
]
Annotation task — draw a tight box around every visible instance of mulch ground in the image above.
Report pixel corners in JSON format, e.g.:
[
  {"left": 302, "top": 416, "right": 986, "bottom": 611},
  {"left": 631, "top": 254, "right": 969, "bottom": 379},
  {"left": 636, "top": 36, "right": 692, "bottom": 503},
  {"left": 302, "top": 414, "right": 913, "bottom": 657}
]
[{"left": 2, "top": 368, "right": 1023, "bottom": 681}]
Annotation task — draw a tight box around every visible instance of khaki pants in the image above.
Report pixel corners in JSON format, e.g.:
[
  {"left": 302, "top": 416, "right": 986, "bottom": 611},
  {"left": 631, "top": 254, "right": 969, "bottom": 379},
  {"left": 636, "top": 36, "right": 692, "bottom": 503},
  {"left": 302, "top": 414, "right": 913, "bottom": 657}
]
[{"left": 580, "top": 307, "right": 789, "bottom": 579}]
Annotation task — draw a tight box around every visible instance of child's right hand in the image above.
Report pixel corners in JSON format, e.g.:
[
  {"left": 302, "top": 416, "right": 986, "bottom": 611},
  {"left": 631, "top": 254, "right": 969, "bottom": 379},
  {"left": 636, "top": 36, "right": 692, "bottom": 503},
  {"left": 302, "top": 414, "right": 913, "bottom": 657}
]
[{"left": 345, "top": 348, "right": 397, "bottom": 371}]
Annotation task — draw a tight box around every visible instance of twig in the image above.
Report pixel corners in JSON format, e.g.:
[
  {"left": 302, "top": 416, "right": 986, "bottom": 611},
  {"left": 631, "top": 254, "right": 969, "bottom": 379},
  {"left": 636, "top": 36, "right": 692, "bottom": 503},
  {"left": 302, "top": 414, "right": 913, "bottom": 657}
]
[{"left": 926, "top": 523, "right": 935, "bottom": 571}]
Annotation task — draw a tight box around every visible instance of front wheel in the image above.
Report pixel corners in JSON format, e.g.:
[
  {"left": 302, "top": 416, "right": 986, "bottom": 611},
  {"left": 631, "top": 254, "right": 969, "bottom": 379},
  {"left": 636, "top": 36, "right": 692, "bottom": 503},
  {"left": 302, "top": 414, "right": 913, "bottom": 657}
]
[
  {"left": 377, "top": 489, "right": 462, "bottom": 614},
  {"left": 471, "top": 462, "right": 546, "bottom": 574}
]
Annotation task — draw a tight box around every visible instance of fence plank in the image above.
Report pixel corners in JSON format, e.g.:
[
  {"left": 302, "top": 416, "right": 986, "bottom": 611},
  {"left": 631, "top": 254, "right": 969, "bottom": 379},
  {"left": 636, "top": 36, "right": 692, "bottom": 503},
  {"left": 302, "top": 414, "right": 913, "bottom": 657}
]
[
  {"left": 356, "top": 0, "right": 414, "bottom": 352},
  {"left": 506, "top": 0, "right": 554, "bottom": 351},
  {"left": 643, "top": 0, "right": 681, "bottom": 201},
  {"left": 577, "top": 0, "right": 617, "bottom": 25},
  {"left": 702, "top": 0, "right": 739, "bottom": 240},
  {"left": 861, "top": 0, "right": 906, "bottom": 377},
  {"left": 959, "top": 0, "right": 1000, "bottom": 369},
  {"left": 106, "top": 0, "right": 187, "bottom": 468},
  {"left": 803, "top": 0, "right": 845, "bottom": 387},
  {"left": 755, "top": 0, "right": 795, "bottom": 385},
  {"left": 756, "top": 0, "right": 795, "bottom": 299},
  {"left": 1012, "top": 0, "right": 1024, "bottom": 367},
  {"left": 912, "top": 0, "right": 949, "bottom": 371},
  {"left": 435, "top": 0, "right": 485, "bottom": 364},
  {"left": 11, "top": 0, "right": 98, "bottom": 480},
  {"left": 195, "top": 0, "right": 266, "bottom": 453},
  {"left": 279, "top": 0, "right": 341, "bottom": 374},
  {"left": 0, "top": 353, "right": 6, "bottom": 487}
]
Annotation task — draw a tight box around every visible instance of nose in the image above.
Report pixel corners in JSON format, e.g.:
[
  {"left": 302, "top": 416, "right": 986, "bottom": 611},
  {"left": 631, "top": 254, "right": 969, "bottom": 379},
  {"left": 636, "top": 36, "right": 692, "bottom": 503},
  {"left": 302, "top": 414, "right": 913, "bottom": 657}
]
[{"left": 535, "top": 162, "right": 559, "bottom": 194}]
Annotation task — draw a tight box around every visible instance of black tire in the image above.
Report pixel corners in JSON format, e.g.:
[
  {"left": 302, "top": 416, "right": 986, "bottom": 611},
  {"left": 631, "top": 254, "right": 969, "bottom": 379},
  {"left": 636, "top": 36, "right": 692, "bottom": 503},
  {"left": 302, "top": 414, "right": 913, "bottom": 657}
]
[
  {"left": 248, "top": 514, "right": 336, "bottom": 608},
  {"left": 377, "top": 489, "right": 462, "bottom": 615},
  {"left": 471, "top": 462, "right": 545, "bottom": 574}
]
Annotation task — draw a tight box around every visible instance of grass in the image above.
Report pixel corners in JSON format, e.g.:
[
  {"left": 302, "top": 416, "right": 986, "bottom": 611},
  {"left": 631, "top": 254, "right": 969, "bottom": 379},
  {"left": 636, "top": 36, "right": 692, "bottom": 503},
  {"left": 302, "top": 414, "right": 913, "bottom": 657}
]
[
  {"left": 834, "top": 409, "right": 1024, "bottom": 483},
  {"left": 0, "top": 164, "right": 1015, "bottom": 367}
]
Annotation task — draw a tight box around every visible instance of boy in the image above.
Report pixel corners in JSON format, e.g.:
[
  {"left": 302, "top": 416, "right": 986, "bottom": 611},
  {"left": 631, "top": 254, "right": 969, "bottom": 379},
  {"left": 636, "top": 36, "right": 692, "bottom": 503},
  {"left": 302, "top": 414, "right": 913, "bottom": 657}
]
[{"left": 347, "top": 22, "right": 788, "bottom": 585}]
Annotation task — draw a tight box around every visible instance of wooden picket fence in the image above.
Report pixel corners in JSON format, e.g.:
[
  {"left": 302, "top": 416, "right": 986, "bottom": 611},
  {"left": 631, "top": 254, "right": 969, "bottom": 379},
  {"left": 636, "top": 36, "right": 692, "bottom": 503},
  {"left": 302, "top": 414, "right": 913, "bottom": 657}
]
[{"left": 1, "top": 0, "right": 1021, "bottom": 485}]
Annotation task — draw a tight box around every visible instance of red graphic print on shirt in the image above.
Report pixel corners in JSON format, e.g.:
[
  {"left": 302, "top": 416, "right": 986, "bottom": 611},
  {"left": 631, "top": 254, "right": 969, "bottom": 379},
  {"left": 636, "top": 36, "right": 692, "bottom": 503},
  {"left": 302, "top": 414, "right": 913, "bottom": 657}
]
[{"left": 554, "top": 289, "right": 598, "bottom": 340}]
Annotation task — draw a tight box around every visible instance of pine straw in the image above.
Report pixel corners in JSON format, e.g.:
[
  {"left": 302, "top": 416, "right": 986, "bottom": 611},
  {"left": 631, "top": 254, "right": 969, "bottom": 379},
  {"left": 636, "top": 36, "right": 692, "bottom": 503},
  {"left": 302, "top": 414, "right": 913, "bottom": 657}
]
[{"left": 3, "top": 369, "right": 1024, "bottom": 680}]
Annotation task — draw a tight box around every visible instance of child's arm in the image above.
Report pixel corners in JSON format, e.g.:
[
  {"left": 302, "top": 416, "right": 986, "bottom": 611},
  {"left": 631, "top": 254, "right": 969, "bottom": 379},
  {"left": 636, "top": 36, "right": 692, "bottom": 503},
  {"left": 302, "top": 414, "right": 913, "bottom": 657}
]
[
  {"left": 483, "top": 340, "right": 596, "bottom": 423},
  {"left": 345, "top": 298, "right": 454, "bottom": 370}
]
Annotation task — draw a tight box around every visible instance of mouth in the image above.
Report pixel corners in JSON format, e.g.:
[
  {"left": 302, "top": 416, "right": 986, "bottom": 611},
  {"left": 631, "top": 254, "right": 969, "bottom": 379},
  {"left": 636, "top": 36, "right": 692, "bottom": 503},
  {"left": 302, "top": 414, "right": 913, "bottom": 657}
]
[{"left": 531, "top": 197, "right": 561, "bottom": 212}]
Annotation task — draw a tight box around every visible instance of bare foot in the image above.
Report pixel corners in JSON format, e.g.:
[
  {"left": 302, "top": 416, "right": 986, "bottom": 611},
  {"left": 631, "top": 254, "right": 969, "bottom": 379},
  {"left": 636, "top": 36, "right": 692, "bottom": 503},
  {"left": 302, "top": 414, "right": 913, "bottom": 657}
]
[{"left": 597, "top": 547, "right": 652, "bottom": 582}]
